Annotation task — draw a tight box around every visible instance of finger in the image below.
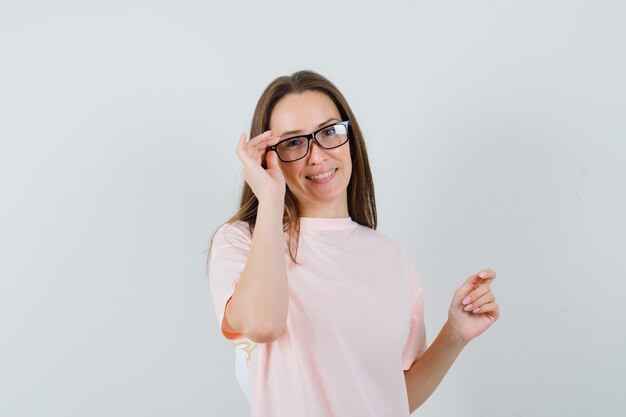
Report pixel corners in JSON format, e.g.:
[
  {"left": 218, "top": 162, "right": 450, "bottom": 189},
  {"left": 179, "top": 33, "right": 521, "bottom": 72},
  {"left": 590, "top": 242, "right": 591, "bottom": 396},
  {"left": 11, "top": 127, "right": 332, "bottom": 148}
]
[
  {"left": 477, "top": 269, "right": 497, "bottom": 284},
  {"left": 246, "top": 133, "right": 279, "bottom": 160},
  {"left": 238, "top": 138, "right": 258, "bottom": 165},
  {"left": 461, "top": 284, "right": 491, "bottom": 306},
  {"left": 236, "top": 131, "right": 247, "bottom": 156},
  {"left": 237, "top": 131, "right": 265, "bottom": 167},
  {"left": 252, "top": 136, "right": 281, "bottom": 158},
  {"left": 463, "top": 291, "right": 495, "bottom": 311},
  {"left": 470, "top": 301, "right": 500, "bottom": 317},
  {"left": 253, "top": 146, "right": 266, "bottom": 165},
  {"left": 236, "top": 131, "right": 254, "bottom": 164},
  {"left": 245, "top": 138, "right": 258, "bottom": 158},
  {"left": 454, "top": 272, "right": 482, "bottom": 303},
  {"left": 265, "top": 148, "right": 280, "bottom": 169},
  {"left": 247, "top": 130, "right": 274, "bottom": 148},
  {"left": 266, "top": 135, "right": 282, "bottom": 147}
]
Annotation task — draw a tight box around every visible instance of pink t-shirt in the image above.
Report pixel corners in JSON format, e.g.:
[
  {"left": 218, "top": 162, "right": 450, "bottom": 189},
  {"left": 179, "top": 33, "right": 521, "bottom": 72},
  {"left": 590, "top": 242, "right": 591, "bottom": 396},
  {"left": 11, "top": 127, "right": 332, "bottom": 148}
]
[{"left": 208, "top": 216, "right": 427, "bottom": 417}]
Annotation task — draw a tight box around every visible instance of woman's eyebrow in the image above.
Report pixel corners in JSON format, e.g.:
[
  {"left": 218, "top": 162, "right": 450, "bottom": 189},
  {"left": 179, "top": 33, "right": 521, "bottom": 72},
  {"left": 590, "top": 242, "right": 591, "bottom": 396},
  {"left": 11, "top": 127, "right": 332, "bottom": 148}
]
[{"left": 281, "top": 118, "right": 338, "bottom": 136}]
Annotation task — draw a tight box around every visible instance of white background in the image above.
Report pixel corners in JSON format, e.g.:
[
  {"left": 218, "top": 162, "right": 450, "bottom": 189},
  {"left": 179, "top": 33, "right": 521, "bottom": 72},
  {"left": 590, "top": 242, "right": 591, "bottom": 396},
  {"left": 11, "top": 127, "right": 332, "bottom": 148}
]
[{"left": 1, "top": 0, "right": 625, "bottom": 416}]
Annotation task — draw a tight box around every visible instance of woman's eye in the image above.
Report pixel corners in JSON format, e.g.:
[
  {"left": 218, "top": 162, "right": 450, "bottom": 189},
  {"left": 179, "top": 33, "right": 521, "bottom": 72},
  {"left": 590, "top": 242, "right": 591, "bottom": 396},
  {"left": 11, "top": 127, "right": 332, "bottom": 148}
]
[
  {"left": 321, "top": 127, "right": 336, "bottom": 137},
  {"left": 285, "top": 139, "right": 303, "bottom": 148}
]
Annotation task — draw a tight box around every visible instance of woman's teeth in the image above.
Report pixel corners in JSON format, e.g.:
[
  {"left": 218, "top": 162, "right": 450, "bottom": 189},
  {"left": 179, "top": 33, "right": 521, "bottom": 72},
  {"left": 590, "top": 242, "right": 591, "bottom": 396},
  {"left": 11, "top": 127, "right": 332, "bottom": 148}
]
[{"left": 308, "top": 169, "right": 336, "bottom": 180}]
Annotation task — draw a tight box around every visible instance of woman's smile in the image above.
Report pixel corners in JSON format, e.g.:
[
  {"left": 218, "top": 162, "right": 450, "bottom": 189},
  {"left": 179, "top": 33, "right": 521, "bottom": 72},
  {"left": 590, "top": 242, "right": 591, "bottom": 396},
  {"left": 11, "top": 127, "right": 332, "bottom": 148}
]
[{"left": 305, "top": 168, "right": 338, "bottom": 184}]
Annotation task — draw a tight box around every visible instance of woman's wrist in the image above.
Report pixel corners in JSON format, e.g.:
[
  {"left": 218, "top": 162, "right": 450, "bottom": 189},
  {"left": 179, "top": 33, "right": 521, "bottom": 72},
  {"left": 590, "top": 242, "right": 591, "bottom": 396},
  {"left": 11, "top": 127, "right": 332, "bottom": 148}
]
[
  {"left": 442, "top": 320, "right": 470, "bottom": 351},
  {"left": 257, "top": 198, "right": 285, "bottom": 218}
]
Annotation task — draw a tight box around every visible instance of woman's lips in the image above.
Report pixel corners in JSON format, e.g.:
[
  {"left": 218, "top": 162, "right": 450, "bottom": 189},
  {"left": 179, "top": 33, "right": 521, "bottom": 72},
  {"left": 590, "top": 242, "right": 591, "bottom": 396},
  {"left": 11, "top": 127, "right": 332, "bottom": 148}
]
[{"left": 306, "top": 168, "right": 338, "bottom": 184}]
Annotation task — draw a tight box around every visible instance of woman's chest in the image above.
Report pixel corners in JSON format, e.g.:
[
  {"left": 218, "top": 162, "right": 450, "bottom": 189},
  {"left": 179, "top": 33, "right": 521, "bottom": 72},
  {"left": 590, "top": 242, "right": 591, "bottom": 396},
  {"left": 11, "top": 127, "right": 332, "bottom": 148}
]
[{"left": 283, "top": 246, "right": 410, "bottom": 356}]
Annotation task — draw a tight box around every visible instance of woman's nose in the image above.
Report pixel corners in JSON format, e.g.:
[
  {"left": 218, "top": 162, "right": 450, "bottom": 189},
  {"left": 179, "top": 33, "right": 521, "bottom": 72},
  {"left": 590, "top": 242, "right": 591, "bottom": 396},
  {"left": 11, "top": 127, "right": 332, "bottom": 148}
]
[{"left": 307, "top": 140, "right": 327, "bottom": 163}]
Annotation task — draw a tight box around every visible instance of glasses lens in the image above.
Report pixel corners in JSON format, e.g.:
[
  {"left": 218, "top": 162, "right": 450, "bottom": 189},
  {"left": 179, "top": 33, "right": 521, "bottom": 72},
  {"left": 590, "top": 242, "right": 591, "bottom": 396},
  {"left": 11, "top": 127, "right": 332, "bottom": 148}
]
[
  {"left": 276, "top": 136, "right": 308, "bottom": 162},
  {"left": 317, "top": 123, "right": 348, "bottom": 149}
]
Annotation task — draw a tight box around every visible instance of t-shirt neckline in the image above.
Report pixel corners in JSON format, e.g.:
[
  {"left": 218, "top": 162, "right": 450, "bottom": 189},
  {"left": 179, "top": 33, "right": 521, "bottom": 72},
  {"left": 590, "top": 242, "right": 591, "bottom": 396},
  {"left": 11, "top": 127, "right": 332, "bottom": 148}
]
[{"left": 299, "top": 216, "right": 358, "bottom": 230}]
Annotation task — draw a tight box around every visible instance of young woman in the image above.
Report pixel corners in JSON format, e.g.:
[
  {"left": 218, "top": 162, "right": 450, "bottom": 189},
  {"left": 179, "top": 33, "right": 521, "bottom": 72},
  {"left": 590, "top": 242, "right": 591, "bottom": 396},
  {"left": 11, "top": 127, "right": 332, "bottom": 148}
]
[{"left": 207, "top": 70, "right": 500, "bottom": 417}]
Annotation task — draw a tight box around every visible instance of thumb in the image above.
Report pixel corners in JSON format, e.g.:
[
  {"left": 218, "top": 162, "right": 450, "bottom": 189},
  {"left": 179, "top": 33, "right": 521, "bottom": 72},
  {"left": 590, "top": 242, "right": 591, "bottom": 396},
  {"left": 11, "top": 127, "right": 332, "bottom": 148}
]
[
  {"left": 265, "top": 149, "right": 280, "bottom": 170},
  {"left": 454, "top": 272, "right": 482, "bottom": 303}
]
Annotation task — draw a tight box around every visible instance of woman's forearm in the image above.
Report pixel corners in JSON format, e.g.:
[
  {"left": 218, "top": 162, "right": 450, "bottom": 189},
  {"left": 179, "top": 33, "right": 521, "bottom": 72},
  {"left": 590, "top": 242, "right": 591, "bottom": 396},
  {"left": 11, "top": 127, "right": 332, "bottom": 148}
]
[
  {"left": 226, "top": 200, "right": 289, "bottom": 342},
  {"left": 404, "top": 321, "right": 467, "bottom": 413}
]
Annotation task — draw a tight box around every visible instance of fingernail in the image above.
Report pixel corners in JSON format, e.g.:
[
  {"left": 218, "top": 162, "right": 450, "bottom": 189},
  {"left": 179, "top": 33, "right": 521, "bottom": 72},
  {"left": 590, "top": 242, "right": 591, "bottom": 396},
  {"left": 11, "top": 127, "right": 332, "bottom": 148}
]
[
  {"left": 479, "top": 271, "right": 487, "bottom": 278},
  {"left": 472, "top": 307, "right": 480, "bottom": 313},
  {"left": 464, "top": 303, "right": 473, "bottom": 311},
  {"left": 462, "top": 296, "right": 470, "bottom": 305}
]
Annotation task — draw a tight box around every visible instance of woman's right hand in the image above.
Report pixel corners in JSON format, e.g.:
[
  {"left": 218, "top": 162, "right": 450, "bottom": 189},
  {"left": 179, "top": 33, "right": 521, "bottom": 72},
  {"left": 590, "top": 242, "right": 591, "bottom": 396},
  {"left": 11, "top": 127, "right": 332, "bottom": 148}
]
[{"left": 235, "top": 130, "right": 286, "bottom": 205}]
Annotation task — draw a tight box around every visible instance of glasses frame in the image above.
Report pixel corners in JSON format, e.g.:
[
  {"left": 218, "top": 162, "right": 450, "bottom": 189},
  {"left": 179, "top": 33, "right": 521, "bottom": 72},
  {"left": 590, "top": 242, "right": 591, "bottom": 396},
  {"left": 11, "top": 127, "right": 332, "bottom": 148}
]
[{"left": 266, "top": 120, "right": 351, "bottom": 163}]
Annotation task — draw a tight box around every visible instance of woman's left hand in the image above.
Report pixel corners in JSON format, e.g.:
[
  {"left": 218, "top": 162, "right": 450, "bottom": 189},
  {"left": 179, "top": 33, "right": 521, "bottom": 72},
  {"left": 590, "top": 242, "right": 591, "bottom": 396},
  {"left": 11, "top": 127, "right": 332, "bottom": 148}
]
[{"left": 447, "top": 269, "right": 500, "bottom": 345}]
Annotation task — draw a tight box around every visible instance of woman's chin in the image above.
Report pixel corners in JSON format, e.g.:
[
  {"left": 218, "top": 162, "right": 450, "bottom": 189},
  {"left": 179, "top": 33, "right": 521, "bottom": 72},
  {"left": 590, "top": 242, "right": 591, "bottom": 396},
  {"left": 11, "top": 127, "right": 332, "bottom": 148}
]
[{"left": 298, "top": 188, "right": 347, "bottom": 208}]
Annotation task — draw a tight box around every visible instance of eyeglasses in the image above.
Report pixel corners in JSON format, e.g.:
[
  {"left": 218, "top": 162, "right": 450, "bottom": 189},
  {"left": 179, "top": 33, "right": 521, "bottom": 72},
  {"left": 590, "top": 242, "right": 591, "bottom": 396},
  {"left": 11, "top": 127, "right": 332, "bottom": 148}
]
[{"left": 266, "top": 120, "right": 351, "bottom": 163}]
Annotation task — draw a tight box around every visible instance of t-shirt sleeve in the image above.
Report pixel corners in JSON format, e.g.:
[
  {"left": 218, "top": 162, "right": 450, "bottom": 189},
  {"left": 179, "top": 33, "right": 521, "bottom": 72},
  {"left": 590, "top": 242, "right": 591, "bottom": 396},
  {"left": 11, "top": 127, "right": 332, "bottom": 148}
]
[
  {"left": 401, "top": 258, "right": 428, "bottom": 371},
  {"left": 207, "top": 221, "right": 252, "bottom": 341}
]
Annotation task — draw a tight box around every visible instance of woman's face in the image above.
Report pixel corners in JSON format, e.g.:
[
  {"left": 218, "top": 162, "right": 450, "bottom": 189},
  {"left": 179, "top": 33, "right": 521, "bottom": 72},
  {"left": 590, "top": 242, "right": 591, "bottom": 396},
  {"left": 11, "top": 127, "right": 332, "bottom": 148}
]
[{"left": 268, "top": 90, "right": 352, "bottom": 217}]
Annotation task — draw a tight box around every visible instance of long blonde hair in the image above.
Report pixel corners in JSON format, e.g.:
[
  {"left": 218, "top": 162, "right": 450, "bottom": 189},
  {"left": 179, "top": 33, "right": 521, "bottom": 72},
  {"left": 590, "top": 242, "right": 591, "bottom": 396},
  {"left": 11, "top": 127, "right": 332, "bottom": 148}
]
[{"left": 206, "top": 69, "right": 376, "bottom": 270}]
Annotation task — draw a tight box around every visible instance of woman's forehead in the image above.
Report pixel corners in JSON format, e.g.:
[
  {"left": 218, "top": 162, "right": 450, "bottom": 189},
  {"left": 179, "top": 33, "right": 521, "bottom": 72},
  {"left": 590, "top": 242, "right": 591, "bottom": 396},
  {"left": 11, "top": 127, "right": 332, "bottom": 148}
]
[{"left": 269, "top": 91, "right": 340, "bottom": 136}]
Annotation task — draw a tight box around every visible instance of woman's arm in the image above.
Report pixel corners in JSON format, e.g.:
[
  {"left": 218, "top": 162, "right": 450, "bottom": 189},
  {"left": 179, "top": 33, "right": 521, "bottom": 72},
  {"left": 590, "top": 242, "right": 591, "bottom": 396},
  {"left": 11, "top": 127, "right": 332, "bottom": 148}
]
[
  {"left": 225, "top": 201, "right": 288, "bottom": 343},
  {"left": 225, "top": 131, "right": 289, "bottom": 343},
  {"left": 404, "top": 269, "right": 500, "bottom": 413},
  {"left": 403, "top": 321, "right": 466, "bottom": 413}
]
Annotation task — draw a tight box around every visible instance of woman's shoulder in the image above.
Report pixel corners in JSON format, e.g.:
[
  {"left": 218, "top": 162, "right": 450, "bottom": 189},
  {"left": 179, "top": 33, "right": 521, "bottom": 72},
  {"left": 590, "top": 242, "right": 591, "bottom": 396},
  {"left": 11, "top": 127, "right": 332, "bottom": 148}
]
[
  {"left": 212, "top": 220, "right": 253, "bottom": 245},
  {"left": 355, "top": 224, "right": 408, "bottom": 254}
]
